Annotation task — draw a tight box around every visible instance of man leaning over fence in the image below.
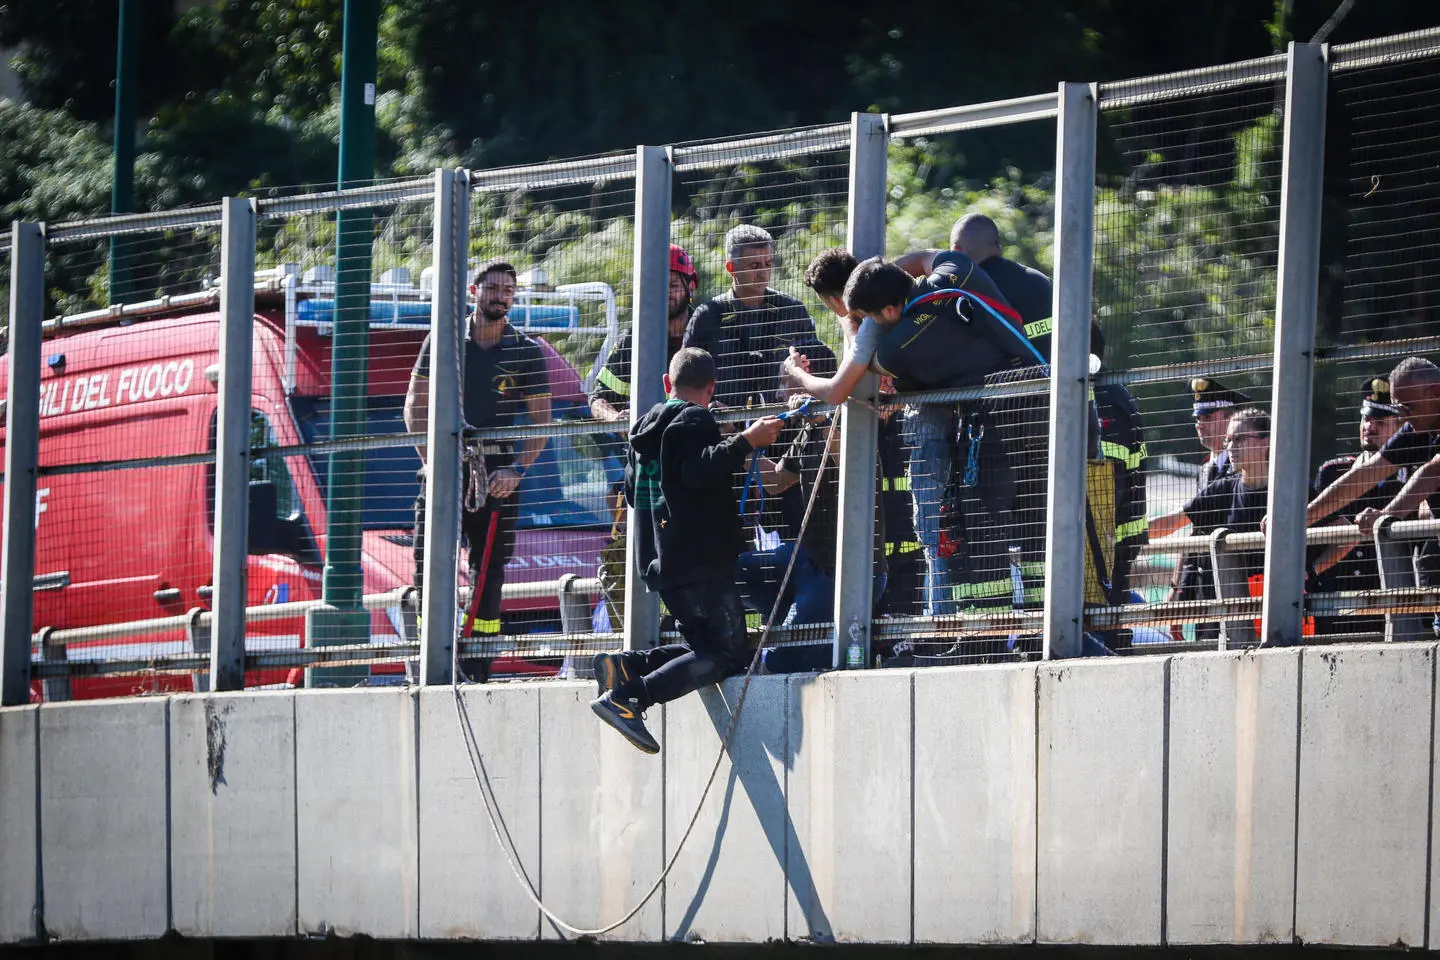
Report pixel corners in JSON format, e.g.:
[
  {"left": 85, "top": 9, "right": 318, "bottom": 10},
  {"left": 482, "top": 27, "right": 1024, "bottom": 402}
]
[
  {"left": 893, "top": 213, "right": 1054, "bottom": 360},
  {"left": 405, "top": 260, "right": 552, "bottom": 682},
  {"left": 784, "top": 254, "right": 1039, "bottom": 617}
]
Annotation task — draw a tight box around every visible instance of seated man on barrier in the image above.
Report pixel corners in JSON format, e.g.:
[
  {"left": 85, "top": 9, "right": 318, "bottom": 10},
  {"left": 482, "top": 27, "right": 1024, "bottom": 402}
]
[
  {"left": 590, "top": 348, "right": 784, "bottom": 754},
  {"left": 734, "top": 371, "right": 890, "bottom": 672}
]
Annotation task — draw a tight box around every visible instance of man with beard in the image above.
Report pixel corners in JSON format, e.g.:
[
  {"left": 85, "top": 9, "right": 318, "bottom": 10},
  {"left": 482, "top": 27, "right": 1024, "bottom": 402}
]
[
  {"left": 589, "top": 244, "right": 698, "bottom": 628},
  {"left": 589, "top": 244, "right": 698, "bottom": 423},
  {"left": 405, "top": 260, "right": 552, "bottom": 681}
]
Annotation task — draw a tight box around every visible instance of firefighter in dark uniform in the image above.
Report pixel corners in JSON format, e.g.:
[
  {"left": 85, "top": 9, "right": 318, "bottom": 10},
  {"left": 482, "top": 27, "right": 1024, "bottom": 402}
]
[
  {"left": 682, "top": 224, "right": 835, "bottom": 410},
  {"left": 877, "top": 382, "right": 924, "bottom": 619},
  {"left": 589, "top": 245, "right": 698, "bottom": 627},
  {"left": 1166, "top": 377, "right": 1249, "bottom": 642},
  {"left": 1311, "top": 375, "right": 1407, "bottom": 636},
  {"left": 405, "top": 260, "right": 552, "bottom": 681},
  {"left": 1090, "top": 327, "right": 1148, "bottom": 648}
]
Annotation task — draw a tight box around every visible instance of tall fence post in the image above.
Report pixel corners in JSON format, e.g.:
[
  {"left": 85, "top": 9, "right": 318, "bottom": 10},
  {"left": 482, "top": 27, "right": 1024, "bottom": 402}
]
[
  {"left": 622, "top": 146, "right": 672, "bottom": 652},
  {"left": 1262, "top": 42, "right": 1327, "bottom": 646},
  {"left": 210, "top": 197, "right": 257, "bottom": 692},
  {"left": 0, "top": 222, "right": 43, "bottom": 706},
  {"left": 419, "top": 167, "right": 468, "bottom": 685},
  {"left": 834, "top": 111, "right": 887, "bottom": 668},
  {"left": 1043, "top": 83, "right": 1098, "bottom": 660}
]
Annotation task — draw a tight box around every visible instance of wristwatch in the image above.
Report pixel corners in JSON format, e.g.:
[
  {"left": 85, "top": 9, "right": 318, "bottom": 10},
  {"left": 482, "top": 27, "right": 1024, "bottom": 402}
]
[{"left": 509, "top": 463, "right": 527, "bottom": 479}]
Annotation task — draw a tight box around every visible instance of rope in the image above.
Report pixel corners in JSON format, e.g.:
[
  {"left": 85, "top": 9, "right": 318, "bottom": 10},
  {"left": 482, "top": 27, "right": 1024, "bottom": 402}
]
[{"left": 452, "top": 412, "right": 843, "bottom": 937}]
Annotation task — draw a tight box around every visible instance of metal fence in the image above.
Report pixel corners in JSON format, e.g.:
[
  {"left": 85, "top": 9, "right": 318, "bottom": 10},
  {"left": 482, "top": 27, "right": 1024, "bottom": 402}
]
[{"left": 3, "top": 28, "right": 1439, "bottom": 701}]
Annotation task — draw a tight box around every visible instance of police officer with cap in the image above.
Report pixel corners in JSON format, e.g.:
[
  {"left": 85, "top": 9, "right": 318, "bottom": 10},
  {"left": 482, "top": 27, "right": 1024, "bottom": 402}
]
[
  {"left": 1310, "top": 375, "right": 1406, "bottom": 636},
  {"left": 1157, "top": 376, "right": 1251, "bottom": 642}
]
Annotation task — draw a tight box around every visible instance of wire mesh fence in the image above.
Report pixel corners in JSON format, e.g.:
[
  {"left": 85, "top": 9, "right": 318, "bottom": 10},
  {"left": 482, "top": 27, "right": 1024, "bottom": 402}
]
[
  {"left": 1093, "top": 62, "right": 1285, "bottom": 652},
  {"left": 875, "top": 121, "right": 1058, "bottom": 663},
  {"left": 1305, "top": 35, "right": 1440, "bottom": 640},
  {"left": 673, "top": 136, "right": 852, "bottom": 670},
  {"left": 439, "top": 162, "right": 637, "bottom": 679},
  {"left": 7, "top": 30, "right": 1440, "bottom": 699}
]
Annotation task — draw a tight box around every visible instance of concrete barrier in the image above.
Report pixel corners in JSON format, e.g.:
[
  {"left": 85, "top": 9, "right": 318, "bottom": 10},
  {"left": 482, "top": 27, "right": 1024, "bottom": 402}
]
[
  {"left": 786, "top": 669, "right": 913, "bottom": 944},
  {"left": 537, "top": 683, "right": 663, "bottom": 941},
  {"left": 663, "top": 676, "right": 789, "bottom": 944},
  {"left": 418, "top": 685, "right": 541, "bottom": 940},
  {"left": 1037, "top": 657, "right": 1167, "bottom": 945},
  {"left": 0, "top": 705, "right": 37, "bottom": 943},
  {"left": 169, "top": 692, "right": 296, "bottom": 938},
  {"left": 1166, "top": 650, "right": 1298, "bottom": 944},
  {"left": 913, "top": 664, "right": 1037, "bottom": 944},
  {"left": 39, "top": 698, "right": 170, "bottom": 941},
  {"left": 1295, "top": 643, "right": 1434, "bottom": 948},
  {"left": 294, "top": 688, "right": 418, "bottom": 939},
  {"left": 20, "top": 641, "right": 1440, "bottom": 949}
]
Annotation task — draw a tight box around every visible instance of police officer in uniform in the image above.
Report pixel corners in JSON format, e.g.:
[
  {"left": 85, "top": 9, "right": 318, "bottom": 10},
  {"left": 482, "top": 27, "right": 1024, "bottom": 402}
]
[
  {"left": 1311, "top": 375, "right": 1406, "bottom": 636},
  {"left": 1166, "top": 376, "right": 1249, "bottom": 642},
  {"left": 1091, "top": 328, "right": 1148, "bottom": 647}
]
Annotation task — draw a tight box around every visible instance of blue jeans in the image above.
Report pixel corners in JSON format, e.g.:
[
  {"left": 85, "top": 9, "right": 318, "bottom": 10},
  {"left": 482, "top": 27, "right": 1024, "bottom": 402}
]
[
  {"left": 903, "top": 404, "right": 962, "bottom": 615},
  {"left": 736, "top": 542, "right": 834, "bottom": 625}
]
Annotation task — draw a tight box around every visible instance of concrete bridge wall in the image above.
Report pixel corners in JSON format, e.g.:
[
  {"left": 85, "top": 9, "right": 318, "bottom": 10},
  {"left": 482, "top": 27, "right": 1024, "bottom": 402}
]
[{"left": 0, "top": 644, "right": 1433, "bottom": 948}]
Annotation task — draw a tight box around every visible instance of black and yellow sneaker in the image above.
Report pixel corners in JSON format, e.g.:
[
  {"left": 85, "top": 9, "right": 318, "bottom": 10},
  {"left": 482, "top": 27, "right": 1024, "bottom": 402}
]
[
  {"left": 590, "top": 691, "right": 660, "bottom": 755},
  {"left": 591, "top": 651, "right": 629, "bottom": 698}
]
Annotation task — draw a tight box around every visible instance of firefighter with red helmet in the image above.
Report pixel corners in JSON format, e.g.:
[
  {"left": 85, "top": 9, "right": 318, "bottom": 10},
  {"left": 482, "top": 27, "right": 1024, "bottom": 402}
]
[
  {"left": 589, "top": 243, "right": 698, "bottom": 423},
  {"left": 591, "top": 244, "right": 699, "bottom": 627}
]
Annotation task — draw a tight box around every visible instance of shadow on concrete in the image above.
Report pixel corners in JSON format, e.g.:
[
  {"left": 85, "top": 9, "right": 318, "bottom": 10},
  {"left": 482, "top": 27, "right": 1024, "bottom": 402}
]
[{"left": 668, "top": 678, "right": 831, "bottom": 942}]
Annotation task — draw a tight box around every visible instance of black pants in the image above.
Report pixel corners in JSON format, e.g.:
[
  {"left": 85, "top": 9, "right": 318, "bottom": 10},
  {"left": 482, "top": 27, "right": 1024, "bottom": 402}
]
[
  {"left": 616, "top": 580, "right": 750, "bottom": 709},
  {"left": 413, "top": 480, "right": 520, "bottom": 682}
]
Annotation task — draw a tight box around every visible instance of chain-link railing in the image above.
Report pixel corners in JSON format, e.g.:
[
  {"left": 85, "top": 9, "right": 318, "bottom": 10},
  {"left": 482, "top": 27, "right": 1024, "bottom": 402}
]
[{"left": 5, "top": 29, "right": 1440, "bottom": 701}]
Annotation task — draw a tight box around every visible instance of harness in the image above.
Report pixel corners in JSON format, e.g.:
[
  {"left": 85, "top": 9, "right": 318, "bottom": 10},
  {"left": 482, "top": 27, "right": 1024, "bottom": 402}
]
[{"left": 901, "top": 288, "right": 1049, "bottom": 370}]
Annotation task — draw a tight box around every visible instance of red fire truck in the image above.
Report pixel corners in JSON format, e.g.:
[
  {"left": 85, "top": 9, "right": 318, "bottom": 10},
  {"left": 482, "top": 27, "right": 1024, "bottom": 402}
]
[{"left": 0, "top": 265, "right": 624, "bottom": 698}]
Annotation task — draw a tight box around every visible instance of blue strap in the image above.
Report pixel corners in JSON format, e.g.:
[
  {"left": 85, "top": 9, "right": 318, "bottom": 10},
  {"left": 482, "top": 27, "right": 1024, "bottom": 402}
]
[
  {"left": 738, "top": 448, "right": 765, "bottom": 519},
  {"left": 902, "top": 288, "right": 1049, "bottom": 369},
  {"left": 736, "top": 401, "right": 811, "bottom": 518},
  {"left": 962, "top": 420, "right": 982, "bottom": 487}
]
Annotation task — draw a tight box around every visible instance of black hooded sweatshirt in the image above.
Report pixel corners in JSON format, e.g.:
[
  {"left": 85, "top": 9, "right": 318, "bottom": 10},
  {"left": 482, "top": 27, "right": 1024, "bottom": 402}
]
[{"left": 626, "top": 398, "right": 755, "bottom": 591}]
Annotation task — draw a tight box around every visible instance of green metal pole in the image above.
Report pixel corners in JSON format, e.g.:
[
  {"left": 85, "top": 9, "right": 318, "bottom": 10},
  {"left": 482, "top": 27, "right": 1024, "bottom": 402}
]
[
  {"left": 108, "top": 0, "right": 138, "bottom": 305},
  {"left": 306, "top": 0, "right": 378, "bottom": 684}
]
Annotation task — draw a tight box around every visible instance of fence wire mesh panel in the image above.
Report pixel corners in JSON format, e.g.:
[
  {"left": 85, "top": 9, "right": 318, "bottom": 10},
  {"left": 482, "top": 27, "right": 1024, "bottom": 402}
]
[
  {"left": 429, "top": 166, "right": 638, "bottom": 680},
  {"left": 1093, "top": 66, "right": 1285, "bottom": 652},
  {"left": 1323, "top": 39, "right": 1440, "bottom": 349},
  {"left": 670, "top": 139, "right": 851, "bottom": 667},
  {"left": 21, "top": 224, "right": 227, "bottom": 697},
  {"left": 1307, "top": 34, "right": 1440, "bottom": 643},
  {"left": 45, "top": 215, "right": 225, "bottom": 322},
  {"left": 248, "top": 191, "right": 436, "bottom": 688},
  {"left": 873, "top": 124, "right": 1057, "bottom": 663}
]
